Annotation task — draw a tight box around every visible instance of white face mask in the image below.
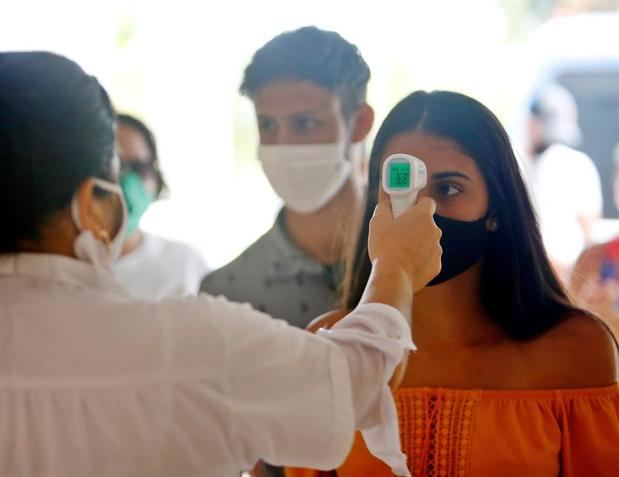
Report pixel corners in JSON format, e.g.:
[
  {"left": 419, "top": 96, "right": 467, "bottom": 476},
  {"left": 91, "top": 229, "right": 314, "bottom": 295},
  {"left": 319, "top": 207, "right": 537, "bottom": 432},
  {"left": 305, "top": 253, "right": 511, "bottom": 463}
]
[
  {"left": 70, "top": 178, "right": 128, "bottom": 268},
  {"left": 258, "top": 142, "right": 353, "bottom": 214}
]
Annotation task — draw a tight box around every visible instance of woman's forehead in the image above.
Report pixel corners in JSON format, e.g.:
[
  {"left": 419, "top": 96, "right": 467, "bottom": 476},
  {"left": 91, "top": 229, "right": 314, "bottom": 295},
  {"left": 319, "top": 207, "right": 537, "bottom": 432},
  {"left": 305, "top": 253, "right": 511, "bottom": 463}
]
[{"left": 380, "top": 131, "right": 480, "bottom": 176}]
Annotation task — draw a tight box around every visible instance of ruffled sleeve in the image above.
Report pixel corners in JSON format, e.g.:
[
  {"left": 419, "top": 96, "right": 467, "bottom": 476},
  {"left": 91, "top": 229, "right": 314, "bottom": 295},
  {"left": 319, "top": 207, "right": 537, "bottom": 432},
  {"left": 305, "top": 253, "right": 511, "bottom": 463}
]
[{"left": 559, "top": 385, "right": 619, "bottom": 477}]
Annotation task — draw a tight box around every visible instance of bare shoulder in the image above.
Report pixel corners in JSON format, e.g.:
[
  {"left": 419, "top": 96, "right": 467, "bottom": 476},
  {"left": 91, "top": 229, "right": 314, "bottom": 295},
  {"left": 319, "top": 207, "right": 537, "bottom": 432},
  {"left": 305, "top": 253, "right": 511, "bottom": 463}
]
[
  {"left": 573, "top": 243, "right": 605, "bottom": 276},
  {"left": 572, "top": 243, "right": 607, "bottom": 281},
  {"left": 527, "top": 314, "right": 618, "bottom": 388},
  {"left": 570, "top": 244, "right": 605, "bottom": 297}
]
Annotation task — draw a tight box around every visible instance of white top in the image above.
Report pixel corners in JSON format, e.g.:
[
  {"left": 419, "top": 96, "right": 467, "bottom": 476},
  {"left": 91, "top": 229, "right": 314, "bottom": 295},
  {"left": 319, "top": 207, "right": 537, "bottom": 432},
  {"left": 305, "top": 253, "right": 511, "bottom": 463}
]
[
  {"left": 114, "top": 232, "right": 208, "bottom": 301},
  {"left": 526, "top": 144, "right": 603, "bottom": 267},
  {"left": 0, "top": 253, "right": 414, "bottom": 477}
]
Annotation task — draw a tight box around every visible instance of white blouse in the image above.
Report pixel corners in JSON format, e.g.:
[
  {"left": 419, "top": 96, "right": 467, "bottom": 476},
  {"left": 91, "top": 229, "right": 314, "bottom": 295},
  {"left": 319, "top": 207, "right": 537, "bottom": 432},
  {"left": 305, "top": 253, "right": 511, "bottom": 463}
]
[
  {"left": 0, "top": 253, "right": 413, "bottom": 477},
  {"left": 114, "top": 232, "right": 209, "bottom": 301}
]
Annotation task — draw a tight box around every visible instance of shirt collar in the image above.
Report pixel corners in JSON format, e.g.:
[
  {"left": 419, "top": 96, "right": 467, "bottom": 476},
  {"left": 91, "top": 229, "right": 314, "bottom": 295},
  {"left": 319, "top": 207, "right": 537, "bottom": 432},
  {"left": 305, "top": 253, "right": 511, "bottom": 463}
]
[
  {"left": 0, "top": 253, "right": 128, "bottom": 296},
  {"left": 265, "top": 209, "right": 340, "bottom": 281}
]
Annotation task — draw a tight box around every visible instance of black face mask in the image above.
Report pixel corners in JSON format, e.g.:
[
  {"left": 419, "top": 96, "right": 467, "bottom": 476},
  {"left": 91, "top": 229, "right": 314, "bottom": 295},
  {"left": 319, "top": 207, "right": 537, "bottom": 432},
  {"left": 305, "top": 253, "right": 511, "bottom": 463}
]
[{"left": 427, "top": 214, "right": 490, "bottom": 287}]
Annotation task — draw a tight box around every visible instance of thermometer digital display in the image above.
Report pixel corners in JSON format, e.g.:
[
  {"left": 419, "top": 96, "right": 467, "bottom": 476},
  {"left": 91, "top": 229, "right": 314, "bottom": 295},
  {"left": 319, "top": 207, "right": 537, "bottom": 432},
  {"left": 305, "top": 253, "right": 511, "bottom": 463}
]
[
  {"left": 387, "top": 163, "right": 411, "bottom": 189},
  {"left": 382, "top": 154, "right": 427, "bottom": 218}
]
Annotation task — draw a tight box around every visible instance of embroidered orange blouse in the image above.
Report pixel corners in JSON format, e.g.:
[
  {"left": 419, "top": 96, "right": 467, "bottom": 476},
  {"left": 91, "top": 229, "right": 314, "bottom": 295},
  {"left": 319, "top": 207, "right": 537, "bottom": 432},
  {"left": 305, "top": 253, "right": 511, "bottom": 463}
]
[{"left": 286, "top": 385, "right": 619, "bottom": 477}]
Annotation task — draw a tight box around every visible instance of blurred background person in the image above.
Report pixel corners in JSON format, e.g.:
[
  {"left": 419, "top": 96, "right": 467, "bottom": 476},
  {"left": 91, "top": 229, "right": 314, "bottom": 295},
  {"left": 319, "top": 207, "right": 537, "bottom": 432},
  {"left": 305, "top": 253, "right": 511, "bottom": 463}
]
[
  {"left": 114, "top": 113, "right": 208, "bottom": 300},
  {"left": 523, "top": 83, "right": 603, "bottom": 281},
  {"left": 571, "top": 143, "right": 619, "bottom": 338},
  {"left": 202, "top": 26, "right": 374, "bottom": 325}
]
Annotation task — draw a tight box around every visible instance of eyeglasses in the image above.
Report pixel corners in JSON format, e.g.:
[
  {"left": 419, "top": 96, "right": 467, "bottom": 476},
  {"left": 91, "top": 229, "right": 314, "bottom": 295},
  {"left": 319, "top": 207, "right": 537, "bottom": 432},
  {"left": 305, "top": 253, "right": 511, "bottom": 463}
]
[{"left": 120, "top": 160, "right": 159, "bottom": 179}]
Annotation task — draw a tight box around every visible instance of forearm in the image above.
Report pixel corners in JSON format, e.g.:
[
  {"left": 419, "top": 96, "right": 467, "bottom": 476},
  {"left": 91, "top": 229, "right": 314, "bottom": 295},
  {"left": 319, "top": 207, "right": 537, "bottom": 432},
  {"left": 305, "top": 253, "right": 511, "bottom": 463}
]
[
  {"left": 323, "top": 258, "right": 415, "bottom": 423},
  {"left": 358, "top": 258, "right": 414, "bottom": 325}
]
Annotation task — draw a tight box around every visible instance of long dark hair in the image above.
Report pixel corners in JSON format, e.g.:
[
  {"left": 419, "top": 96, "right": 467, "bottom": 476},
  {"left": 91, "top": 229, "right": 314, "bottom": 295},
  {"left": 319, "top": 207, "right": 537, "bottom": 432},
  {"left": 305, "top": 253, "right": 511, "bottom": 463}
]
[
  {"left": 344, "top": 90, "right": 582, "bottom": 341},
  {"left": 0, "top": 51, "right": 115, "bottom": 253}
]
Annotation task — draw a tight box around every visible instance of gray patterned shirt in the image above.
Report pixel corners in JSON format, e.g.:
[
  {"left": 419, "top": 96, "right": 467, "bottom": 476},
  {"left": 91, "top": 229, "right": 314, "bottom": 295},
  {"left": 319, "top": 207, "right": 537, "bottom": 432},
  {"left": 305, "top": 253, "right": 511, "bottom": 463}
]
[{"left": 201, "top": 209, "right": 341, "bottom": 329}]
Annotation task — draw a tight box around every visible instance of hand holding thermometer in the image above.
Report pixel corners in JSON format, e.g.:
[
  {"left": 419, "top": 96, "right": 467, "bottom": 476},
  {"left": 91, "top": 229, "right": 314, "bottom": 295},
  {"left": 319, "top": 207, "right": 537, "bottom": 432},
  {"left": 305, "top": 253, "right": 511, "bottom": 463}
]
[{"left": 382, "top": 153, "right": 428, "bottom": 218}]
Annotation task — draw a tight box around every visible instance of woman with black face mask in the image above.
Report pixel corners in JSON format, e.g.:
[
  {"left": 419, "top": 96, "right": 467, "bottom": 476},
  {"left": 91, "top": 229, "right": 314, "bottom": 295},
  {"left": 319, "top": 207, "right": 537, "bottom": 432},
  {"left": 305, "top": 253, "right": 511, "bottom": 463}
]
[{"left": 286, "top": 91, "right": 619, "bottom": 477}]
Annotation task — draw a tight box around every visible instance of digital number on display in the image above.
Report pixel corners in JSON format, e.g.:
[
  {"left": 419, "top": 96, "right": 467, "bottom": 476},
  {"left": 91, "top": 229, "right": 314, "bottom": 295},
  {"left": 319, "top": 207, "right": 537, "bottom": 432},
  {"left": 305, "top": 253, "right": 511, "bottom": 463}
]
[{"left": 388, "top": 163, "right": 411, "bottom": 189}]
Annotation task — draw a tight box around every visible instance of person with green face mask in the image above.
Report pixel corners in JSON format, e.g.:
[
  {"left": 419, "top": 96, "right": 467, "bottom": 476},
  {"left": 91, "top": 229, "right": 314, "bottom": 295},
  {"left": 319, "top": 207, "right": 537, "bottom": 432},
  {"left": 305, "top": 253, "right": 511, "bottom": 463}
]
[
  {"left": 113, "top": 114, "right": 208, "bottom": 301},
  {"left": 120, "top": 169, "right": 156, "bottom": 238}
]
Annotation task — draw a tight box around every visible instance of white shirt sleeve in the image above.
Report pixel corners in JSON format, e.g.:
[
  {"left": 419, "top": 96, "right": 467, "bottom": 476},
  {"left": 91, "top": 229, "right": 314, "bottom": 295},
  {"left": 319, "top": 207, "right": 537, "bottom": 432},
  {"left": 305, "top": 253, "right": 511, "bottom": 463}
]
[
  {"left": 319, "top": 304, "right": 415, "bottom": 477},
  {"left": 222, "top": 298, "right": 412, "bottom": 475},
  {"left": 224, "top": 300, "right": 354, "bottom": 471}
]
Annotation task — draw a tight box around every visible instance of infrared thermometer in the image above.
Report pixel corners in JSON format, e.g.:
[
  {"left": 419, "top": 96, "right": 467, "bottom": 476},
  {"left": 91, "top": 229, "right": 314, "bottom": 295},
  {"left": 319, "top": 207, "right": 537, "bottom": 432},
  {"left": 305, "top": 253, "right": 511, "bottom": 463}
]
[{"left": 382, "top": 153, "right": 427, "bottom": 218}]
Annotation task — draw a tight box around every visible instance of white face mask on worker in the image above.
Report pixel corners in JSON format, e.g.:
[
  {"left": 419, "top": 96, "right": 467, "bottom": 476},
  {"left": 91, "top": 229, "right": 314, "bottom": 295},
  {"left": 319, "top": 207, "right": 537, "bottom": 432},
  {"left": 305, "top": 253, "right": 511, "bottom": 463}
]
[{"left": 258, "top": 142, "right": 353, "bottom": 214}]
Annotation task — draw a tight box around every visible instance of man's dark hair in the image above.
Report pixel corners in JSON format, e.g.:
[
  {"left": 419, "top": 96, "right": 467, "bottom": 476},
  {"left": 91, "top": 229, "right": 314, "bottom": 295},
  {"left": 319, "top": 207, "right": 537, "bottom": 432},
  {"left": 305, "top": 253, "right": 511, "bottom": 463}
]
[{"left": 240, "top": 26, "right": 371, "bottom": 117}]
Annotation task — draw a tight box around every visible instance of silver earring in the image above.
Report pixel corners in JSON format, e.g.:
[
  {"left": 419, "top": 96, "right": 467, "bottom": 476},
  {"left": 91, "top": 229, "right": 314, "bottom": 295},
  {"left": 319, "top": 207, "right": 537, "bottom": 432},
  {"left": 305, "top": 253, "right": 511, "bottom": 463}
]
[{"left": 488, "top": 218, "right": 499, "bottom": 232}]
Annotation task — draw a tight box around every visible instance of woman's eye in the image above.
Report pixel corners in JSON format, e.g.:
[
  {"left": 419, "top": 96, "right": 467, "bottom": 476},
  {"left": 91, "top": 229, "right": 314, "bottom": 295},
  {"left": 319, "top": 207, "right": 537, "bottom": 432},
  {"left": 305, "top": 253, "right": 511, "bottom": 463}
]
[{"left": 437, "top": 183, "right": 462, "bottom": 197}]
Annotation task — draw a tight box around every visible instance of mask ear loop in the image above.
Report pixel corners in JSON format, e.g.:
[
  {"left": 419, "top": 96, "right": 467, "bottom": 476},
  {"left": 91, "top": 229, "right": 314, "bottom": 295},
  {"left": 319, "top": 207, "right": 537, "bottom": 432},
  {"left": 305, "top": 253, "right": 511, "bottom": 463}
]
[
  {"left": 92, "top": 178, "right": 126, "bottom": 249},
  {"left": 72, "top": 178, "right": 123, "bottom": 249}
]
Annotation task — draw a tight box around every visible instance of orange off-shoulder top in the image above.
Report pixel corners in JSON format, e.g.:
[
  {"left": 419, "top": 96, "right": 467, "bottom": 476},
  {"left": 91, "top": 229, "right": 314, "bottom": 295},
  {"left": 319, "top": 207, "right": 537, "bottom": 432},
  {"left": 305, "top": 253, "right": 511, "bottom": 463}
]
[{"left": 286, "top": 385, "right": 619, "bottom": 477}]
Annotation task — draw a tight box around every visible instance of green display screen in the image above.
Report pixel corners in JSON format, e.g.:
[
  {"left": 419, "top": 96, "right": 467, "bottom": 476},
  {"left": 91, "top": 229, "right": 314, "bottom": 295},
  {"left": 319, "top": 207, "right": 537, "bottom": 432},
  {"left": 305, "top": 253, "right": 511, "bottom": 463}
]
[{"left": 388, "top": 162, "right": 411, "bottom": 189}]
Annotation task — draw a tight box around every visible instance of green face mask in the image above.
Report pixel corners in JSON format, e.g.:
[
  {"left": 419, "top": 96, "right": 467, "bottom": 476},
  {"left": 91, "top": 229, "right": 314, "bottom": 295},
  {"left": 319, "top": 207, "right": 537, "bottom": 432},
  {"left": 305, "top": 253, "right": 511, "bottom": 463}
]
[{"left": 120, "top": 171, "right": 156, "bottom": 237}]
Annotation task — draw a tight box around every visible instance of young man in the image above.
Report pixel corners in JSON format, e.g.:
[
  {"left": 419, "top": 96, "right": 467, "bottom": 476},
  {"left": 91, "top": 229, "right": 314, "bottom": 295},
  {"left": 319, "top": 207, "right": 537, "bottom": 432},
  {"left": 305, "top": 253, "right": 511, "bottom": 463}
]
[{"left": 202, "top": 26, "right": 374, "bottom": 328}]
